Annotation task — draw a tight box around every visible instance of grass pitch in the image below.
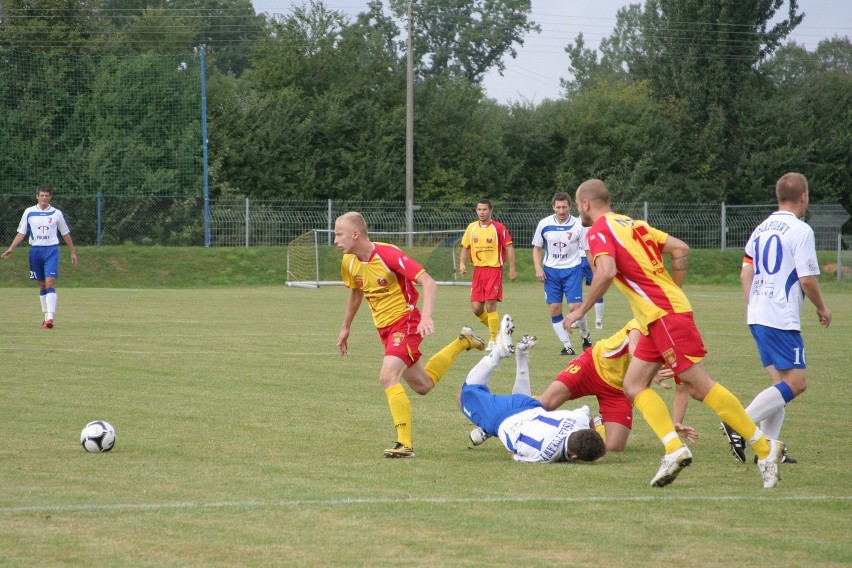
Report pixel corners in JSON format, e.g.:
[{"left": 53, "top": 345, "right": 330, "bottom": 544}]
[{"left": 0, "top": 283, "right": 849, "bottom": 566}]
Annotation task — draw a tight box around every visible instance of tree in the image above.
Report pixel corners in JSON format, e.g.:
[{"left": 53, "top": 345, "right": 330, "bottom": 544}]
[{"left": 388, "top": 0, "right": 539, "bottom": 83}]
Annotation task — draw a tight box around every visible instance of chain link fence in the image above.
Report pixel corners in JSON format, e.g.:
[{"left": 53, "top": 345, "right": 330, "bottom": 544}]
[{"left": 0, "top": 196, "right": 848, "bottom": 272}]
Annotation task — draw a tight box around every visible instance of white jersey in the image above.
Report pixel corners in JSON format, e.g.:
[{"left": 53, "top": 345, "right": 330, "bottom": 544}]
[
  {"left": 16, "top": 205, "right": 71, "bottom": 247},
  {"left": 744, "top": 211, "right": 820, "bottom": 330},
  {"left": 531, "top": 214, "right": 587, "bottom": 269},
  {"left": 497, "top": 405, "right": 591, "bottom": 463}
]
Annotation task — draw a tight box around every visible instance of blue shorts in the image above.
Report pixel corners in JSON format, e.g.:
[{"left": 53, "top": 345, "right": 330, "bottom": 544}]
[
  {"left": 749, "top": 324, "right": 806, "bottom": 371},
  {"left": 460, "top": 383, "right": 542, "bottom": 436},
  {"left": 543, "top": 266, "right": 583, "bottom": 305},
  {"left": 580, "top": 257, "right": 593, "bottom": 286},
  {"left": 29, "top": 246, "right": 60, "bottom": 281}
]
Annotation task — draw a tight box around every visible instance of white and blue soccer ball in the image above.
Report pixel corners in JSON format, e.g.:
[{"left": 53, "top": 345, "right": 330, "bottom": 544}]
[{"left": 80, "top": 420, "right": 116, "bottom": 453}]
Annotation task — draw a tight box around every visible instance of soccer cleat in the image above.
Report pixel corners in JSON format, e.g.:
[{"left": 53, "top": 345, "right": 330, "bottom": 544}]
[
  {"left": 515, "top": 335, "right": 537, "bottom": 357},
  {"left": 469, "top": 427, "right": 491, "bottom": 446},
  {"left": 384, "top": 442, "right": 415, "bottom": 459},
  {"left": 42, "top": 319, "right": 54, "bottom": 329},
  {"left": 754, "top": 447, "right": 797, "bottom": 464},
  {"left": 459, "top": 326, "right": 485, "bottom": 351},
  {"left": 650, "top": 445, "right": 693, "bottom": 487},
  {"left": 560, "top": 346, "right": 576, "bottom": 356},
  {"left": 595, "top": 321, "right": 603, "bottom": 330},
  {"left": 495, "top": 314, "right": 515, "bottom": 358},
  {"left": 593, "top": 414, "right": 603, "bottom": 429},
  {"left": 582, "top": 336, "right": 593, "bottom": 350},
  {"left": 720, "top": 422, "right": 746, "bottom": 462},
  {"left": 570, "top": 320, "right": 579, "bottom": 329},
  {"left": 758, "top": 439, "right": 785, "bottom": 488}
]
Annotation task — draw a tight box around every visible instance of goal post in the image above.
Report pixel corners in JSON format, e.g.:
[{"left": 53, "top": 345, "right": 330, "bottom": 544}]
[{"left": 286, "top": 229, "right": 467, "bottom": 287}]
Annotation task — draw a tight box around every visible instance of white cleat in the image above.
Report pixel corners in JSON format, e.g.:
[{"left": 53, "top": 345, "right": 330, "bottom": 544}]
[
  {"left": 595, "top": 321, "right": 603, "bottom": 330},
  {"left": 485, "top": 341, "right": 498, "bottom": 353},
  {"left": 650, "top": 445, "right": 693, "bottom": 487},
  {"left": 514, "top": 335, "right": 538, "bottom": 357},
  {"left": 495, "top": 314, "right": 515, "bottom": 358},
  {"left": 758, "top": 439, "right": 785, "bottom": 489}
]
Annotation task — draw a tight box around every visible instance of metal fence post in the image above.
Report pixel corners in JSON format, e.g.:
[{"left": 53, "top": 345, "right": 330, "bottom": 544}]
[
  {"left": 97, "top": 192, "right": 102, "bottom": 246},
  {"left": 327, "top": 199, "right": 333, "bottom": 245},
  {"left": 839, "top": 233, "right": 842, "bottom": 282},
  {"left": 721, "top": 202, "right": 726, "bottom": 250},
  {"left": 643, "top": 201, "right": 648, "bottom": 222},
  {"left": 245, "top": 198, "right": 250, "bottom": 248}
]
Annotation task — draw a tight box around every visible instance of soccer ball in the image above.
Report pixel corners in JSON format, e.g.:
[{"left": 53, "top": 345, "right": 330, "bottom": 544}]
[{"left": 80, "top": 420, "right": 116, "bottom": 453}]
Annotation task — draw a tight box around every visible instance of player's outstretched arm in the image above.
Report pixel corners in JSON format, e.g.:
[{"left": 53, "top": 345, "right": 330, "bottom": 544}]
[
  {"left": 415, "top": 272, "right": 436, "bottom": 337},
  {"left": 338, "top": 289, "right": 364, "bottom": 355}
]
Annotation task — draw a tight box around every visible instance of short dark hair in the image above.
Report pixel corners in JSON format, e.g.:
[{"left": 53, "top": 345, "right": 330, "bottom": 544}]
[
  {"left": 552, "top": 192, "right": 571, "bottom": 205},
  {"left": 566, "top": 429, "right": 606, "bottom": 462},
  {"left": 37, "top": 185, "right": 52, "bottom": 195},
  {"left": 477, "top": 198, "right": 493, "bottom": 209}
]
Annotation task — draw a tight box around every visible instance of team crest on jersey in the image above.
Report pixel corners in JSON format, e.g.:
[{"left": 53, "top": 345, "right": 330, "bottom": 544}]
[
  {"left": 377, "top": 277, "right": 389, "bottom": 287},
  {"left": 662, "top": 348, "right": 678, "bottom": 369},
  {"left": 486, "top": 237, "right": 493, "bottom": 243},
  {"left": 473, "top": 236, "right": 479, "bottom": 243},
  {"left": 354, "top": 275, "right": 364, "bottom": 288},
  {"left": 392, "top": 332, "right": 405, "bottom": 346}
]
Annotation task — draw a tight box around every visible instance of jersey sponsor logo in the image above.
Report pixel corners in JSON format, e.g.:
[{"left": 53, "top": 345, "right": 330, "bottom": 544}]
[{"left": 392, "top": 331, "right": 405, "bottom": 346}]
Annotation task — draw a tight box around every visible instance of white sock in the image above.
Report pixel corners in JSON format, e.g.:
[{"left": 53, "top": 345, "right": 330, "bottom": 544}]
[
  {"left": 552, "top": 320, "right": 571, "bottom": 348},
  {"left": 578, "top": 316, "right": 590, "bottom": 338},
  {"left": 465, "top": 351, "right": 501, "bottom": 386},
  {"left": 595, "top": 301, "right": 604, "bottom": 322},
  {"left": 39, "top": 294, "right": 48, "bottom": 314},
  {"left": 745, "top": 386, "right": 786, "bottom": 424},
  {"left": 512, "top": 352, "right": 531, "bottom": 395},
  {"left": 46, "top": 291, "right": 57, "bottom": 317},
  {"left": 760, "top": 406, "right": 786, "bottom": 440}
]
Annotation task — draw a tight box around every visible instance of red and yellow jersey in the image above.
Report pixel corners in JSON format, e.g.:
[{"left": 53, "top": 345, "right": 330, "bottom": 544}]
[
  {"left": 461, "top": 220, "right": 513, "bottom": 268},
  {"left": 341, "top": 243, "right": 426, "bottom": 329},
  {"left": 591, "top": 319, "right": 645, "bottom": 390},
  {"left": 587, "top": 213, "right": 692, "bottom": 329}
]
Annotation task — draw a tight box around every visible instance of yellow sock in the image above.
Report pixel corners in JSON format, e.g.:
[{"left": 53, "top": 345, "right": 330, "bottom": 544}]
[
  {"left": 477, "top": 311, "right": 489, "bottom": 330},
  {"left": 595, "top": 423, "right": 606, "bottom": 442},
  {"left": 385, "top": 383, "right": 412, "bottom": 448},
  {"left": 424, "top": 338, "right": 467, "bottom": 385},
  {"left": 702, "top": 383, "right": 770, "bottom": 459},
  {"left": 634, "top": 389, "right": 682, "bottom": 454},
  {"left": 487, "top": 311, "right": 499, "bottom": 342}
]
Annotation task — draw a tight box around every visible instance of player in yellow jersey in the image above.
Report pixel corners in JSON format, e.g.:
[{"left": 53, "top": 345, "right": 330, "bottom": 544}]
[
  {"left": 335, "top": 212, "right": 485, "bottom": 459},
  {"left": 459, "top": 199, "right": 517, "bottom": 350},
  {"left": 565, "top": 179, "right": 784, "bottom": 488},
  {"left": 537, "top": 319, "right": 695, "bottom": 452}
]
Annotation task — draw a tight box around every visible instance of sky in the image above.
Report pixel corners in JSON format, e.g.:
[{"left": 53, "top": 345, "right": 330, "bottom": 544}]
[{"left": 252, "top": 0, "right": 852, "bottom": 104}]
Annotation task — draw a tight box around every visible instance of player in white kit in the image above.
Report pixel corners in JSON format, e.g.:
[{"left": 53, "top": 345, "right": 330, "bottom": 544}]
[
  {"left": 459, "top": 314, "right": 606, "bottom": 463},
  {"left": 722, "top": 173, "right": 832, "bottom": 463},
  {"left": 532, "top": 192, "right": 593, "bottom": 355},
  {"left": 2, "top": 185, "right": 78, "bottom": 328}
]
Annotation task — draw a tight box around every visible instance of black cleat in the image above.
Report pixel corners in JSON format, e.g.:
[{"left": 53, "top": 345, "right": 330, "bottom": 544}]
[{"left": 720, "top": 422, "right": 746, "bottom": 462}]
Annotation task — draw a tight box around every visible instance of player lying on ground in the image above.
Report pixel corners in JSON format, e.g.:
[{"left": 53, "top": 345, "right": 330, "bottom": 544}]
[{"left": 458, "top": 315, "right": 606, "bottom": 463}]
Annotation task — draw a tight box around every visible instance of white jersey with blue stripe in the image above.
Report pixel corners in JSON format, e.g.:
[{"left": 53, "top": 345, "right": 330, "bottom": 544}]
[
  {"left": 497, "top": 405, "right": 591, "bottom": 463},
  {"left": 16, "top": 205, "right": 71, "bottom": 247},
  {"left": 744, "top": 211, "right": 820, "bottom": 330},
  {"left": 531, "top": 214, "right": 587, "bottom": 269}
]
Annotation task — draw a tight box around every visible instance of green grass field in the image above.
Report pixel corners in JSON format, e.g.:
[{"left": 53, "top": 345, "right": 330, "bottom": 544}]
[{"left": 1, "top": 283, "right": 850, "bottom": 566}]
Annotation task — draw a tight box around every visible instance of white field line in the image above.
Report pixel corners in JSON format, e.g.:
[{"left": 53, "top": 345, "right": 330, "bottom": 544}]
[{"left": 1, "top": 494, "right": 849, "bottom": 514}]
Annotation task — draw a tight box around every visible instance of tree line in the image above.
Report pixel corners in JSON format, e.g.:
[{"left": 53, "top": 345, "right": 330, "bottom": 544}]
[{"left": 0, "top": 0, "right": 849, "bottom": 215}]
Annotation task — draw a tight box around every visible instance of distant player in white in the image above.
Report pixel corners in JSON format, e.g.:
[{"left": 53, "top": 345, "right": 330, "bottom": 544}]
[
  {"left": 2, "top": 185, "right": 78, "bottom": 329},
  {"left": 532, "top": 192, "right": 593, "bottom": 356},
  {"left": 459, "top": 315, "right": 606, "bottom": 463},
  {"left": 722, "top": 172, "right": 831, "bottom": 463}
]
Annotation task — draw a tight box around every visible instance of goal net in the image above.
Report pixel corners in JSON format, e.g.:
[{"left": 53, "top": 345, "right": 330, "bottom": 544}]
[{"left": 286, "top": 229, "right": 465, "bottom": 288}]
